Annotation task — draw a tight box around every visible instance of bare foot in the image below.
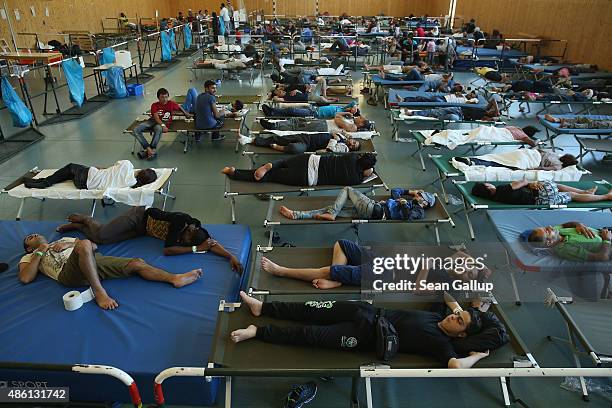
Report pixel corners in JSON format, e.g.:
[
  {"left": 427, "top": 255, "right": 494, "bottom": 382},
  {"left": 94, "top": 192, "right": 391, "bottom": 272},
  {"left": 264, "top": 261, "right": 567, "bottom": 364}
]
[
  {"left": 261, "top": 257, "right": 287, "bottom": 276},
  {"left": 396, "top": 94, "right": 403, "bottom": 102},
  {"left": 584, "top": 187, "right": 598, "bottom": 194},
  {"left": 279, "top": 206, "right": 296, "bottom": 219},
  {"left": 222, "top": 166, "right": 236, "bottom": 175},
  {"left": 312, "top": 278, "right": 342, "bottom": 289},
  {"left": 270, "top": 143, "right": 285, "bottom": 152},
  {"left": 544, "top": 114, "right": 558, "bottom": 123},
  {"left": 254, "top": 163, "right": 273, "bottom": 181},
  {"left": 172, "top": 269, "right": 203, "bottom": 288},
  {"left": 94, "top": 289, "right": 119, "bottom": 310},
  {"left": 56, "top": 223, "right": 80, "bottom": 233},
  {"left": 67, "top": 213, "right": 87, "bottom": 223},
  {"left": 230, "top": 325, "right": 257, "bottom": 343},
  {"left": 314, "top": 212, "right": 336, "bottom": 221},
  {"left": 239, "top": 290, "right": 262, "bottom": 316}
]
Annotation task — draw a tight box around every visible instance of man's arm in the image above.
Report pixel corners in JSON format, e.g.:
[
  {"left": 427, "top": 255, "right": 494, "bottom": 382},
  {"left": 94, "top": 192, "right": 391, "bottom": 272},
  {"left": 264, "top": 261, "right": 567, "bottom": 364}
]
[
  {"left": 510, "top": 180, "right": 530, "bottom": 190},
  {"left": 448, "top": 351, "right": 490, "bottom": 368},
  {"left": 586, "top": 229, "right": 611, "bottom": 262},
  {"left": 178, "top": 104, "right": 192, "bottom": 118},
  {"left": 18, "top": 243, "right": 48, "bottom": 284},
  {"left": 443, "top": 291, "right": 462, "bottom": 314}
]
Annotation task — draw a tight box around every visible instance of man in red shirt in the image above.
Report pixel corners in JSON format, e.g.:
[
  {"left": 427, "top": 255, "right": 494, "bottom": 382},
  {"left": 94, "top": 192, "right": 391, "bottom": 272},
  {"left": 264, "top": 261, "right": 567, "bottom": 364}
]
[
  {"left": 132, "top": 88, "right": 192, "bottom": 160},
  {"left": 415, "top": 24, "right": 426, "bottom": 39}
]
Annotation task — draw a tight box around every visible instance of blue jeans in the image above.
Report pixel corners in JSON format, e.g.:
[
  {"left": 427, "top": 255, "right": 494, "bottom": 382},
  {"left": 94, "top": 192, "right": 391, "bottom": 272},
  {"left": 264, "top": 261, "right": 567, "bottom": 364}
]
[
  {"left": 133, "top": 119, "right": 163, "bottom": 149},
  {"left": 470, "top": 158, "right": 507, "bottom": 167},
  {"left": 414, "top": 107, "right": 463, "bottom": 121},
  {"left": 293, "top": 187, "right": 376, "bottom": 219},
  {"left": 268, "top": 106, "right": 317, "bottom": 117}
]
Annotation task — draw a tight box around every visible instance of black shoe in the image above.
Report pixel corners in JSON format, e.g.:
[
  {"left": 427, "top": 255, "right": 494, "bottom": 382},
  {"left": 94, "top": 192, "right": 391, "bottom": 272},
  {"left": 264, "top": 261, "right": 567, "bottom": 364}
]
[
  {"left": 0, "top": 263, "right": 8, "bottom": 273},
  {"left": 282, "top": 381, "right": 317, "bottom": 408},
  {"left": 24, "top": 178, "right": 51, "bottom": 189},
  {"left": 262, "top": 104, "right": 273, "bottom": 117},
  {"left": 211, "top": 134, "right": 226, "bottom": 141},
  {"left": 260, "top": 119, "right": 277, "bottom": 130},
  {"left": 454, "top": 156, "right": 472, "bottom": 165},
  {"left": 137, "top": 151, "right": 147, "bottom": 159}
]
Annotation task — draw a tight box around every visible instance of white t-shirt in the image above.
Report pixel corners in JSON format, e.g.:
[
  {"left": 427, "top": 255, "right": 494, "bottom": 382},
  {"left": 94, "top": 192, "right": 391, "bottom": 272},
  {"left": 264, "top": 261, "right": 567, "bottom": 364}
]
[
  {"left": 444, "top": 94, "right": 478, "bottom": 104},
  {"left": 327, "top": 118, "right": 350, "bottom": 133},
  {"left": 87, "top": 160, "right": 137, "bottom": 190},
  {"left": 307, "top": 154, "right": 321, "bottom": 186},
  {"left": 424, "top": 73, "right": 443, "bottom": 82},
  {"left": 326, "top": 139, "right": 349, "bottom": 153},
  {"left": 220, "top": 7, "right": 230, "bottom": 22},
  {"left": 19, "top": 237, "right": 76, "bottom": 281}
]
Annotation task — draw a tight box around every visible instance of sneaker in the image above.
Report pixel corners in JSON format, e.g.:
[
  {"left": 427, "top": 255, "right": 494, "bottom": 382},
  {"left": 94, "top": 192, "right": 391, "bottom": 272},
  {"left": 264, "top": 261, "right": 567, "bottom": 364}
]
[
  {"left": 238, "top": 134, "right": 254, "bottom": 145},
  {"left": 262, "top": 104, "right": 273, "bottom": 117},
  {"left": 260, "top": 119, "right": 277, "bottom": 130},
  {"left": 137, "top": 151, "right": 147, "bottom": 159},
  {"left": 281, "top": 381, "right": 317, "bottom": 408}
]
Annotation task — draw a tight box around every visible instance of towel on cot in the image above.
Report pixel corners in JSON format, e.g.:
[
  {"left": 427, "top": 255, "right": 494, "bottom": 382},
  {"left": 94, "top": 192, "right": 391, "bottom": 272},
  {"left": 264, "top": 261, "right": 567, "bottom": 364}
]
[{"left": 423, "top": 128, "right": 516, "bottom": 150}]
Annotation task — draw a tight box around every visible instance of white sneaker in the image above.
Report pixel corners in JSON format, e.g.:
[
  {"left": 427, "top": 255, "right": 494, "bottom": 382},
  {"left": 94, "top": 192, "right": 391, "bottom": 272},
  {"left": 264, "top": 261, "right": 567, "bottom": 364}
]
[{"left": 238, "top": 134, "right": 254, "bottom": 145}]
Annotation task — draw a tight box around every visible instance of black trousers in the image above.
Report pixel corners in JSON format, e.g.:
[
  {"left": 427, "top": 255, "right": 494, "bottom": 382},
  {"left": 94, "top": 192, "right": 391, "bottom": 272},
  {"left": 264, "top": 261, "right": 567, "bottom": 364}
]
[
  {"left": 39, "top": 163, "right": 90, "bottom": 189},
  {"left": 256, "top": 301, "right": 377, "bottom": 351},
  {"left": 229, "top": 155, "right": 310, "bottom": 185},
  {"left": 254, "top": 135, "right": 316, "bottom": 154}
]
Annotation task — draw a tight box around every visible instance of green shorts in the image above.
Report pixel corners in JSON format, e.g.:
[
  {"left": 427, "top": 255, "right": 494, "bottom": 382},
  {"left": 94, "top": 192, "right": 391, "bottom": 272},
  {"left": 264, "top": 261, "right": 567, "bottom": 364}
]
[{"left": 57, "top": 251, "right": 135, "bottom": 287}]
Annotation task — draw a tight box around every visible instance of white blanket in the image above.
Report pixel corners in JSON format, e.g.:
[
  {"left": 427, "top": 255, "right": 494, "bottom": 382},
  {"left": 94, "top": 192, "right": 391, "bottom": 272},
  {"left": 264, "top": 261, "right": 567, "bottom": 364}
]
[
  {"left": 266, "top": 130, "right": 375, "bottom": 139},
  {"left": 422, "top": 127, "right": 515, "bottom": 150},
  {"left": 474, "top": 149, "right": 542, "bottom": 170},
  {"left": 8, "top": 168, "right": 175, "bottom": 207},
  {"left": 398, "top": 114, "right": 436, "bottom": 121},
  {"left": 450, "top": 159, "right": 585, "bottom": 182}
]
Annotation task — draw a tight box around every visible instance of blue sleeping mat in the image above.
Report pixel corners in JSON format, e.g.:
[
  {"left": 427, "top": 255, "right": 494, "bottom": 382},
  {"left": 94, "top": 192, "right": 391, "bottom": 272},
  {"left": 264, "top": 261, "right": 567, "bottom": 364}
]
[
  {"left": 0, "top": 220, "right": 252, "bottom": 405},
  {"left": 523, "top": 64, "right": 612, "bottom": 79},
  {"left": 457, "top": 46, "right": 525, "bottom": 59},
  {"left": 487, "top": 210, "right": 611, "bottom": 300},
  {"left": 372, "top": 74, "right": 423, "bottom": 86},
  {"left": 388, "top": 89, "right": 487, "bottom": 108},
  {"left": 537, "top": 114, "right": 612, "bottom": 134}
]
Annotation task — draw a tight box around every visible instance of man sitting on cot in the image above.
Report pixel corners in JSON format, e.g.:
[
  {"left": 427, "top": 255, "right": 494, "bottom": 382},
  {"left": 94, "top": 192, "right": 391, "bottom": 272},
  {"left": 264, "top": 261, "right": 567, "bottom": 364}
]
[
  {"left": 133, "top": 88, "right": 193, "bottom": 160},
  {"left": 269, "top": 77, "right": 341, "bottom": 104},
  {"left": 19, "top": 234, "right": 202, "bottom": 310},
  {"left": 527, "top": 223, "right": 612, "bottom": 262},
  {"left": 23, "top": 160, "right": 157, "bottom": 190},
  {"left": 231, "top": 290, "right": 492, "bottom": 369},
  {"left": 396, "top": 91, "right": 480, "bottom": 105},
  {"left": 222, "top": 153, "right": 377, "bottom": 187},
  {"left": 453, "top": 149, "right": 578, "bottom": 171},
  {"left": 429, "top": 125, "right": 539, "bottom": 147},
  {"left": 259, "top": 112, "right": 371, "bottom": 133},
  {"left": 544, "top": 114, "right": 612, "bottom": 129},
  {"left": 56, "top": 207, "right": 243, "bottom": 272},
  {"left": 195, "top": 80, "right": 244, "bottom": 142},
  {"left": 471, "top": 181, "right": 611, "bottom": 206},
  {"left": 279, "top": 186, "right": 435, "bottom": 222},
  {"left": 400, "top": 98, "right": 501, "bottom": 121},
  {"left": 261, "top": 101, "right": 359, "bottom": 119},
  {"left": 238, "top": 132, "right": 361, "bottom": 154},
  {"left": 260, "top": 239, "right": 491, "bottom": 290}
]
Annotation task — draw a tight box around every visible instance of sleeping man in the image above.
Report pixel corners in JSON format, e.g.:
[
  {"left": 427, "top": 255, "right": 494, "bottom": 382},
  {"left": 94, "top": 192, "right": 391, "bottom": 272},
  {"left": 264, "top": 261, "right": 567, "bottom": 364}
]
[
  {"left": 238, "top": 132, "right": 361, "bottom": 154},
  {"left": 527, "top": 222, "right": 612, "bottom": 262},
  {"left": 230, "top": 290, "right": 493, "bottom": 368},
  {"left": 56, "top": 207, "right": 243, "bottom": 272},
  {"left": 397, "top": 91, "right": 480, "bottom": 105},
  {"left": 259, "top": 112, "right": 371, "bottom": 133},
  {"left": 19, "top": 233, "right": 202, "bottom": 310},
  {"left": 453, "top": 149, "right": 578, "bottom": 171}
]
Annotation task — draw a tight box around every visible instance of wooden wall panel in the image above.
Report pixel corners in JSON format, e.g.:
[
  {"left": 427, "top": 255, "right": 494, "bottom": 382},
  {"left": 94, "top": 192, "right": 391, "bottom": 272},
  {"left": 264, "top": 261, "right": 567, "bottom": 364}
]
[
  {"left": 276, "top": 0, "right": 317, "bottom": 17},
  {"left": 454, "top": 0, "right": 612, "bottom": 69},
  {"left": 0, "top": 0, "right": 172, "bottom": 50}
]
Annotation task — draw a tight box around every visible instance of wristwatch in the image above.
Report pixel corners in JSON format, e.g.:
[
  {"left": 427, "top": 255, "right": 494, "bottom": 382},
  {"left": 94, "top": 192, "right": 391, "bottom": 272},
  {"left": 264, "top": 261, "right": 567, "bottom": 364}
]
[{"left": 34, "top": 251, "right": 45, "bottom": 257}]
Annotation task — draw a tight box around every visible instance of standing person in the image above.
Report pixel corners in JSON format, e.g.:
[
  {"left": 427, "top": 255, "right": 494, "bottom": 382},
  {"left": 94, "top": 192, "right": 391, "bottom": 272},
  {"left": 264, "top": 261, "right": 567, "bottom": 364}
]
[
  {"left": 194, "top": 80, "right": 241, "bottom": 141},
  {"left": 220, "top": 3, "right": 231, "bottom": 35},
  {"left": 211, "top": 12, "right": 220, "bottom": 40},
  {"left": 426, "top": 38, "right": 436, "bottom": 65}
]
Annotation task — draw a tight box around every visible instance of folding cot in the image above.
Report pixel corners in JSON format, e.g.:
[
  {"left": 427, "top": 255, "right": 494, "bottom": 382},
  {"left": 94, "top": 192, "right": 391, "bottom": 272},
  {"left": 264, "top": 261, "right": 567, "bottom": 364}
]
[
  {"left": 452, "top": 179, "right": 612, "bottom": 240},
  {"left": 537, "top": 114, "right": 612, "bottom": 149},
  {"left": 454, "top": 46, "right": 526, "bottom": 71},
  {"left": 189, "top": 59, "right": 264, "bottom": 83},
  {"left": 495, "top": 93, "right": 611, "bottom": 118},
  {"left": 124, "top": 115, "right": 249, "bottom": 153},
  {"left": 575, "top": 136, "right": 612, "bottom": 163},
  {"left": 387, "top": 89, "right": 488, "bottom": 110},
  {"left": 369, "top": 74, "right": 425, "bottom": 103},
  {"left": 487, "top": 209, "right": 612, "bottom": 302},
  {"left": 174, "top": 94, "right": 263, "bottom": 107},
  {"left": 267, "top": 94, "right": 358, "bottom": 106},
  {"left": 224, "top": 175, "right": 386, "bottom": 223},
  {"left": 262, "top": 193, "right": 454, "bottom": 245},
  {"left": 0, "top": 220, "right": 252, "bottom": 406},
  {"left": 1, "top": 167, "right": 177, "bottom": 220}
]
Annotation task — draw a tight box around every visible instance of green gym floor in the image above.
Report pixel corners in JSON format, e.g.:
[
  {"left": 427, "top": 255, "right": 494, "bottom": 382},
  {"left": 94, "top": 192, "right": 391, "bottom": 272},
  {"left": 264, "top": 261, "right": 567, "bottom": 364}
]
[{"left": 0, "top": 53, "right": 610, "bottom": 407}]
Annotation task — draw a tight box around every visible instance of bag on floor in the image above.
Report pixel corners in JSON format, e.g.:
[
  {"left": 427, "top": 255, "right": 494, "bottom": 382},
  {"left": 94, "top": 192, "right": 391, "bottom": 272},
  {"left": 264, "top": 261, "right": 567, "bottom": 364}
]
[
  {"left": 184, "top": 24, "right": 193, "bottom": 49},
  {"left": 100, "top": 47, "right": 115, "bottom": 78},
  {"left": 161, "top": 31, "right": 172, "bottom": 61},
  {"left": 106, "top": 67, "right": 127, "bottom": 98},
  {"left": 169, "top": 29, "right": 177, "bottom": 52},
  {"left": 1, "top": 76, "right": 33, "bottom": 127},
  {"left": 62, "top": 59, "right": 85, "bottom": 107}
]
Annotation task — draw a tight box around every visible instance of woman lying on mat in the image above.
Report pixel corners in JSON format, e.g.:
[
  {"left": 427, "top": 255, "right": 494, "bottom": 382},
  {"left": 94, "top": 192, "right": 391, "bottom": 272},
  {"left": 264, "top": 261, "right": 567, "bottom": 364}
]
[
  {"left": 527, "top": 223, "right": 612, "bottom": 262},
  {"left": 454, "top": 149, "right": 578, "bottom": 171},
  {"left": 430, "top": 125, "right": 539, "bottom": 147},
  {"left": 19, "top": 234, "right": 202, "bottom": 310},
  {"left": 238, "top": 132, "right": 361, "bottom": 154},
  {"left": 471, "top": 181, "right": 612, "bottom": 206},
  {"left": 543, "top": 114, "right": 612, "bottom": 129},
  {"left": 261, "top": 101, "right": 359, "bottom": 119},
  {"left": 231, "top": 290, "right": 493, "bottom": 368},
  {"left": 23, "top": 160, "right": 157, "bottom": 190},
  {"left": 222, "top": 153, "right": 377, "bottom": 186},
  {"left": 261, "top": 239, "right": 491, "bottom": 290},
  {"left": 258, "top": 112, "right": 371, "bottom": 133},
  {"left": 279, "top": 186, "right": 435, "bottom": 221},
  {"left": 56, "top": 207, "right": 243, "bottom": 272},
  {"left": 400, "top": 98, "right": 501, "bottom": 121}
]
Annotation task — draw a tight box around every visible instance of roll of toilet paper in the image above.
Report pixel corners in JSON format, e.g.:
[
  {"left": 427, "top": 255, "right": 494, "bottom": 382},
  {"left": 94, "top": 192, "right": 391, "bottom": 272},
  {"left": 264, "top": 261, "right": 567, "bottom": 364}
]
[{"left": 63, "top": 288, "right": 95, "bottom": 311}]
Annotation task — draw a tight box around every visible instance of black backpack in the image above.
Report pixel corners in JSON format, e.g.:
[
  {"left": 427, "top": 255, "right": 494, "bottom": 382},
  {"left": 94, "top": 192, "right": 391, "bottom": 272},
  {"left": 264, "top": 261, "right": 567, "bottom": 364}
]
[{"left": 375, "top": 309, "right": 399, "bottom": 362}]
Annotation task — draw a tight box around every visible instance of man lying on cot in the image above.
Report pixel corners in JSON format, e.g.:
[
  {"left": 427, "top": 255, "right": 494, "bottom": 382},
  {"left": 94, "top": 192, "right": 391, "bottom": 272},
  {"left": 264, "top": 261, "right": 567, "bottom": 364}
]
[
  {"left": 396, "top": 90, "right": 480, "bottom": 105},
  {"left": 416, "top": 74, "right": 461, "bottom": 93},
  {"left": 231, "top": 290, "right": 493, "bottom": 368},
  {"left": 278, "top": 186, "right": 435, "bottom": 222},
  {"left": 491, "top": 79, "right": 555, "bottom": 94},
  {"left": 506, "top": 89, "right": 596, "bottom": 103},
  {"left": 222, "top": 153, "right": 377, "bottom": 187},
  {"left": 543, "top": 114, "right": 612, "bottom": 129},
  {"left": 366, "top": 61, "right": 434, "bottom": 81},
  {"left": 429, "top": 125, "right": 539, "bottom": 147},
  {"left": 261, "top": 101, "right": 359, "bottom": 119},
  {"left": 18, "top": 234, "right": 202, "bottom": 310},
  {"left": 133, "top": 88, "right": 193, "bottom": 160},
  {"left": 56, "top": 207, "right": 243, "bottom": 273},
  {"left": 474, "top": 67, "right": 507, "bottom": 83},
  {"left": 400, "top": 98, "right": 501, "bottom": 121},
  {"left": 259, "top": 112, "right": 371, "bottom": 133},
  {"left": 471, "top": 181, "right": 612, "bottom": 206},
  {"left": 271, "top": 66, "right": 346, "bottom": 86},
  {"left": 260, "top": 239, "right": 491, "bottom": 290},
  {"left": 269, "top": 77, "right": 344, "bottom": 104},
  {"left": 238, "top": 132, "right": 361, "bottom": 154},
  {"left": 23, "top": 160, "right": 157, "bottom": 190},
  {"left": 194, "top": 57, "right": 256, "bottom": 70},
  {"left": 527, "top": 223, "right": 612, "bottom": 262},
  {"left": 453, "top": 149, "right": 578, "bottom": 171}
]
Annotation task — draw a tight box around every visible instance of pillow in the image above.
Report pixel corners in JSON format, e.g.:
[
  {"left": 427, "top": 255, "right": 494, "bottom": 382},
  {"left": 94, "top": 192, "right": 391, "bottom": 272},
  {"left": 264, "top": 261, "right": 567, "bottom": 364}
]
[{"left": 452, "top": 309, "right": 510, "bottom": 356}]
